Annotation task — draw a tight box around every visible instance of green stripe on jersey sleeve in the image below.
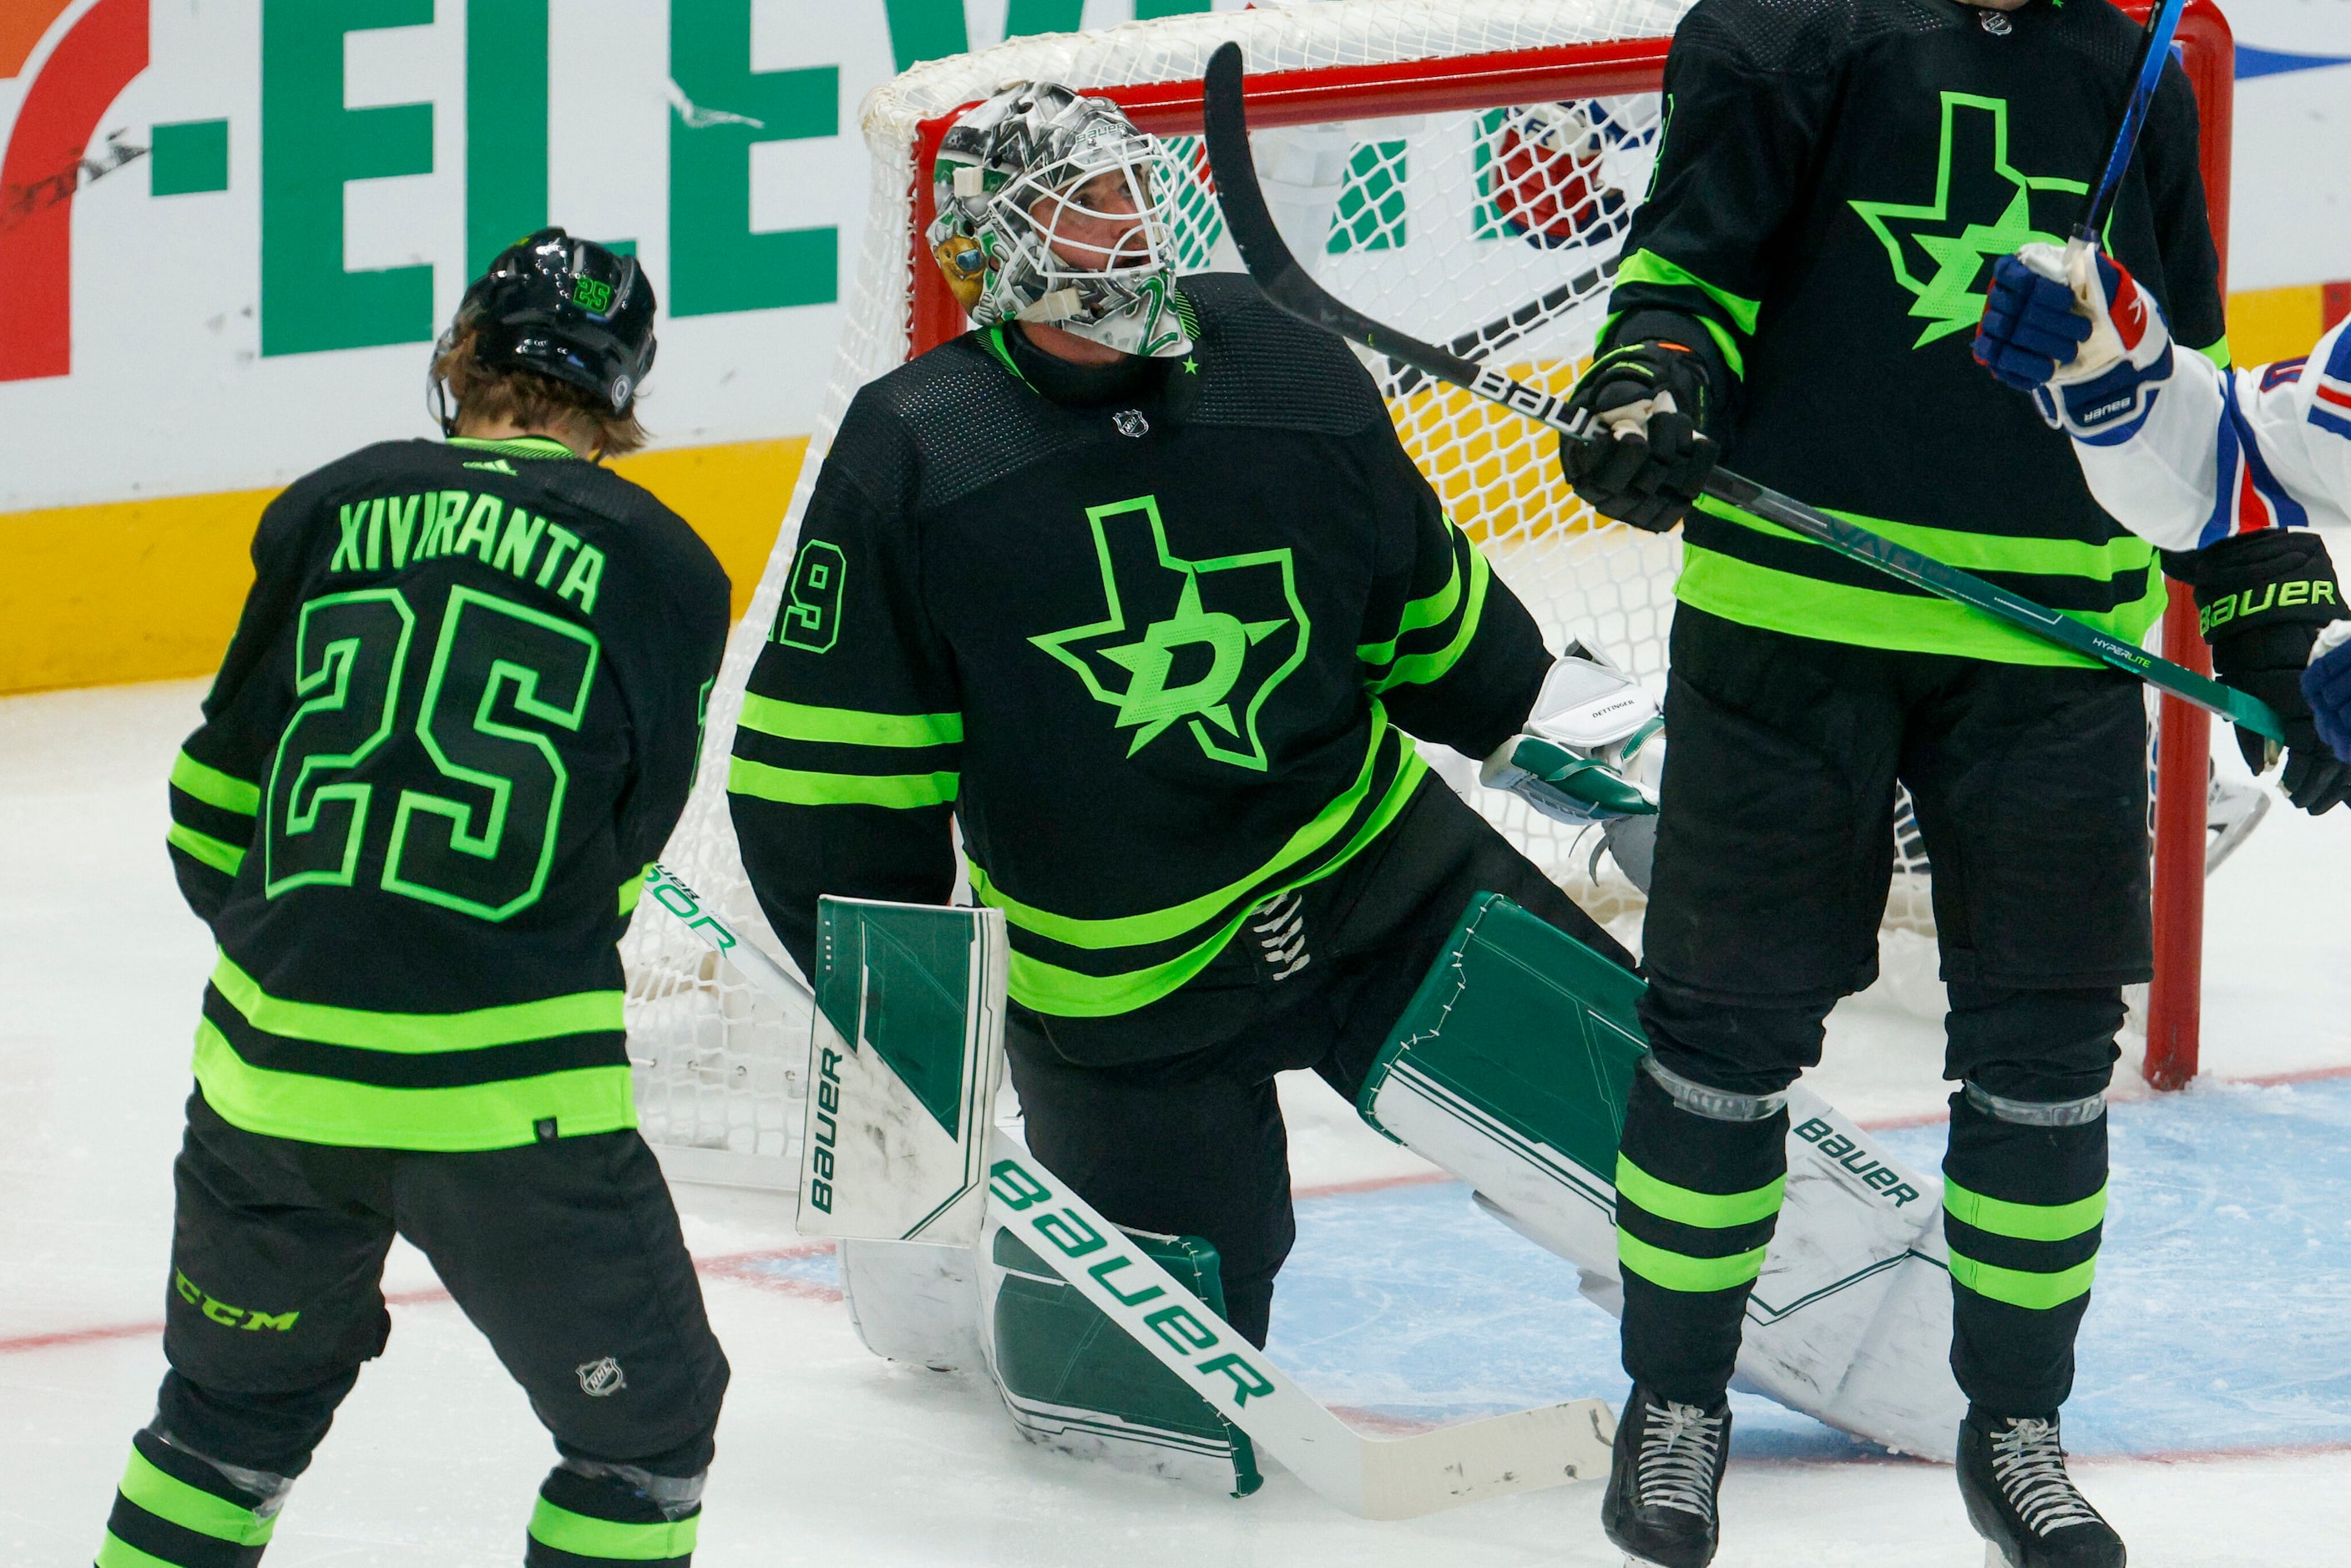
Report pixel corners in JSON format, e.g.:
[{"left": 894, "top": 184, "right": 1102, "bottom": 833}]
[
  {"left": 1368, "top": 544, "right": 1489, "bottom": 693},
  {"left": 170, "top": 751, "right": 260, "bottom": 815},
  {"left": 168, "top": 824, "right": 248, "bottom": 877},
  {"left": 736, "top": 693, "right": 963, "bottom": 748},
  {"left": 726, "top": 756, "right": 958, "bottom": 809}
]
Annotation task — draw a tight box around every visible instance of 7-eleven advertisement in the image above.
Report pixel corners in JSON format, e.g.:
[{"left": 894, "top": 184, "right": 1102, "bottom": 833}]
[{"left": 1, "top": 0, "right": 2345, "bottom": 694}]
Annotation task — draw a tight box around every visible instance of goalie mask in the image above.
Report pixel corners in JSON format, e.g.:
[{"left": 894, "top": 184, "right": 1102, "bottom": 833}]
[{"left": 927, "top": 82, "right": 1192, "bottom": 359}]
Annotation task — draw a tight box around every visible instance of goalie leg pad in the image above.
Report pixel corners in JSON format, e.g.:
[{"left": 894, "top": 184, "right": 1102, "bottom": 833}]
[
  {"left": 838, "top": 1238, "right": 983, "bottom": 1372},
  {"left": 1359, "top": 894, "right": 1965, "bottom": 1457},
  {"left": 980, "top": 1216, "right": 1263, "bottom": 1498}
]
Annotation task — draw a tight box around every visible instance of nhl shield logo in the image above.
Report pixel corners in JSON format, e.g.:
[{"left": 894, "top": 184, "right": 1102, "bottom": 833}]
[{"left": 576, "top": 1356, "right": 627, "bottom": 1397}]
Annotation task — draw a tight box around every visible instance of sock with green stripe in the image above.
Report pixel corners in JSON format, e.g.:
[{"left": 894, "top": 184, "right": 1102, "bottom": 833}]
[
  {"left": 1943, "top": 1082, "right": 2108, "bottom": 1418},
  {"left": 96, "top": 1429, "right": 291, "bottom": 1568},
  {"left": 526, "top": 1461, "right": 705, "bottom": 1567},
  {"left": 1615, "top": 1059, "right": 1792, "bottom": 1406}
]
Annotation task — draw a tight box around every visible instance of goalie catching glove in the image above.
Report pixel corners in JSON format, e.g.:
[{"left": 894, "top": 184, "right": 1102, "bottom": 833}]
[
  {"left": 1556, "top": 315, "right": 1724, "bottom": 533},
  {"left": 1974, "top": 242, "right": 2173, "bottom": 443},
  {"left": 1482, "top": 648, "right": 1663, "bottom": 888},
  {"left": 2164, "top": 529, "right": 2351, "bottom": 815}
]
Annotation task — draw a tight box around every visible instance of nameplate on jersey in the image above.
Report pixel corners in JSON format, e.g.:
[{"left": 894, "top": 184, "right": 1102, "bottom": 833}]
[{"left": 795, "top": 897, "right": 1008, "bottom": 1247}]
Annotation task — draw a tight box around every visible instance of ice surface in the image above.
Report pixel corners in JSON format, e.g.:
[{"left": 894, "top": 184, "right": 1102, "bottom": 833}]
[{"left": 7, "top": 680, "right": 2348, "bottom": 1565}]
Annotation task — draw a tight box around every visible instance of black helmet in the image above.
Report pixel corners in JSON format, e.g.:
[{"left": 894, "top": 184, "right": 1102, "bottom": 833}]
[{"left": 436, "top": 228, "right": 655, "bottom": 426}]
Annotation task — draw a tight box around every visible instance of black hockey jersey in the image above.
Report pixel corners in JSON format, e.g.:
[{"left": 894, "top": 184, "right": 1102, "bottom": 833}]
[
  {"left": 729, "top": 275, "right": 1552, "bottom": 1041},
  {"left": 167, "top": 434, "right": 729, "bottom": 1151},
  {"left": 1607, "top": 0, "right": 2225, "bottom": 661}
]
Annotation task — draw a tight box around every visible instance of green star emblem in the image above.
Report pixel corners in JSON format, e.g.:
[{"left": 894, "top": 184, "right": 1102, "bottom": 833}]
[
  {"left": 1181, "top": 356, "right": 1201, "bottom": 376},
  {"left": 1848, "top": 93, "right": 2090, "bottom": 348},
  {"left": 1030, "top": 495, "right": 1309, "bottom": 771}
]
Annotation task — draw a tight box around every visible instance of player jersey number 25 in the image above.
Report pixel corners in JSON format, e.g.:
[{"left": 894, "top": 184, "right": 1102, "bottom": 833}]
[{"left": 264, "top": 584, "right": 599, "bottom": 922}]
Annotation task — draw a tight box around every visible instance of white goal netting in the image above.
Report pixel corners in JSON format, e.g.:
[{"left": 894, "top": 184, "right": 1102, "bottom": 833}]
[{"left": 622, "top": 0, "right": 2159, "bottom": 1186}]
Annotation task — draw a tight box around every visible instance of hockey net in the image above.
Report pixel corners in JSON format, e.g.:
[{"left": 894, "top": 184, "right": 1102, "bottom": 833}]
[{"left": 624, "top": 0, "right": 2236, "bottom": 1186}]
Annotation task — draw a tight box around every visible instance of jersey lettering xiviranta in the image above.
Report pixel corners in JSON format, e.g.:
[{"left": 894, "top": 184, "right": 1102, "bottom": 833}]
[
  {"left": 1609, "top": 0, "right": 2226, "bottom": 662},
  {"left": 167, "top": 435, "right": 731, "bottom": 1151},
  {"left": 730, "top": 275, "right": 1553, "bottom": 1029}
]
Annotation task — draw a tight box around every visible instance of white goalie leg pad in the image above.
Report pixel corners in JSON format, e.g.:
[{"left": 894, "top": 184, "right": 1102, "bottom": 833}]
[
  {"left": 1359, "top": 895, "right": 1964, "bottom": 1459},
  {"left": 838, "top": 1238, "right": 983, "bottom": 1372}
]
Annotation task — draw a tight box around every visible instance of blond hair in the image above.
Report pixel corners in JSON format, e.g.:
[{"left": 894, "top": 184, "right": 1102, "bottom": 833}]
[{"left": 432, "top": 321, "right": 650, "bottom": 458}]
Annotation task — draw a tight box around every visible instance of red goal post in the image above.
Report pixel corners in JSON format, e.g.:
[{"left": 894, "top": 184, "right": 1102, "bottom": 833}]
[{"left": 899, "top": 3, "right": 2237, "bottom": 1090}]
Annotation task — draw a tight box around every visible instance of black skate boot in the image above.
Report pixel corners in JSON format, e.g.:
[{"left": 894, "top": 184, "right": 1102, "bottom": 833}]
[
  {"left": 1959, "top": 1410, "right": 2126, "bottom": 1567},
  {"left": 1600, "top": 1385, "right": 1731, "bottom": 1568}
]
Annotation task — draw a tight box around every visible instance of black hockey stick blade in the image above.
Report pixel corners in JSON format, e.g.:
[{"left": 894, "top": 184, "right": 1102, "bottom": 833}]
[
  {"left": 1201, "top": 43, "right": 1590, "bottom": 432},
  {"left": 1197, "top": 40, "right": 2283, "bottom": 741}
]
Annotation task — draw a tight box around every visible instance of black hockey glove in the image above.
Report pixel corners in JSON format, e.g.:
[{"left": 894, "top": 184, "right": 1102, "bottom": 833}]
[
  {"left": 1558, "top": 327, "right": 1721, "bottom": 534},
  {"left": 2165, "top": 529, "right": 2351, "bottom": 814}
]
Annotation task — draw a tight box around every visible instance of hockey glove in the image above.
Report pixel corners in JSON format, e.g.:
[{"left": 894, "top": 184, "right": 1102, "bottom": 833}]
[
  {"left": 1483, "top": 648, "right": 1661, "bottom": 895},
  {"left": 2303, "top": 623, "right": 2351, "bottom": 765},
  {"left": 1976, "top": 244, "right": 2175, "bottom": 443},
  {"left": 2166, "top": 529, "right": 2351, "bottom": 814},
  {"left": 1558, "top": 331, "right": 1721, "bottom": 534}
]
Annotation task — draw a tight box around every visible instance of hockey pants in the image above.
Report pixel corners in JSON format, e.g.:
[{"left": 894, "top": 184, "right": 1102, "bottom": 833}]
[
  {"left": 1617, "top": 609, "right": 2144, "bottom": 1420},
  {"left": 1009, "top": 775, "right": 1636, "bottom": 1347},
  {"left": 97, "top": 1090, "right": 727, "bottom": 1567}
]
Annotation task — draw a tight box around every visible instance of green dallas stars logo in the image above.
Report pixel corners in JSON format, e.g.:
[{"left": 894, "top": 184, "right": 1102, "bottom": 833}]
[
  {"left": 1849, "top": 92, "right": 2090, "bottom": 348},
  {"left": 1030, "top": 494, "right": 1308, "bottom": 771}
]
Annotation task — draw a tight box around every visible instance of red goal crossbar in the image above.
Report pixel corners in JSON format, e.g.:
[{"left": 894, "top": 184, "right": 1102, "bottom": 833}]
[{"left": 902, "top": 2, "right": 2236, "bottom": 1089}]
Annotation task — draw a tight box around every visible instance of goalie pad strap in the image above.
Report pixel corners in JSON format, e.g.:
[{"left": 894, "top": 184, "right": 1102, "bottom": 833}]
[
  {"left": 1963, "top": 1080, "right": 2106, "bottom": 1127},
  {"left": 1642, "top": 1053, "right": 1787, "bottom": 1124}
]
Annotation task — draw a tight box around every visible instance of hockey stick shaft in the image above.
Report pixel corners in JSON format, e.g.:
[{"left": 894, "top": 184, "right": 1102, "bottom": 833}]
[
  {"left": 1198, "top": 43, "right": 2283, "bottom": 741},
  {"left": 640, "top": 862, "right": 815, "bottom": 1009},
  {"left": 2079, "top": 0, "right": 2191, "bottom": 243}
]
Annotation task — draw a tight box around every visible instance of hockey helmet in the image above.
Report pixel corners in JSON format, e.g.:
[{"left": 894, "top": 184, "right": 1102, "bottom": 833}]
[
  {"left": 927, "top": 83, "right": 1192, "bottom": 359},
  {"left": 435, "top": 228, "right": 656, "bottom": 426}
]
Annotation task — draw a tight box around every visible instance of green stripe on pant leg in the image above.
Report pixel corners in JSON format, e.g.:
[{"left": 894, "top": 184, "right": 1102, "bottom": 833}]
[
  {"left": 528, "top": 1497, "right": 700, "bottom": 1560},
  {"left": 1947, "top": 1248, "right": 2099, "bottom": 1310},
  {"left": 1617, "top": 1154, "right": 1787, "bottom": 1228},
  {"left": 1617, "top": 1229, "right": 1770, "bottom": 1292},
  {"left": 1944, "top": 1176, "right": 2106, "bottom": 1242},
  {"left": 96, "top": 1533, "right": 182, "bottom": 1568},
  {"left": 116, "top": 1449, "right": 275, "bottom": 1545}
]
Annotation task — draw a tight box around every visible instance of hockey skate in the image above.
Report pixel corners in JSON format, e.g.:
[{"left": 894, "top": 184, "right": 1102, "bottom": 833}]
[
  {"left": 1600, "top": 1386, "right": 1729, "bottom": 1568},
  {"left": 1959, "top": 1412, "right": 2126, "bottom": 1567}
]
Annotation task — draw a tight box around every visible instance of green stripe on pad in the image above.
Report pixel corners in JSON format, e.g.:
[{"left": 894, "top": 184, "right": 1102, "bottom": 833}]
[
  {"left": 528, "top": 1497, "right": 700, "bottom": 1560},
  {"left": 1616, "top": 1228, "right": 1769, "bottom": 1293},
  {"left": 193, "top": 1019, "right": 635, "bottom": 1151},
  {"left": 1616, "top": 1155, "right": 1786, "bottom": 1228},
  {"left": 736, "top": 693, "right": 963, "bottom": 748},
  {"left": 170, "top": 751, "right": 261, "bottom": 815},
  {"left": 169, "top": 825, "right": 248, "bottom": 877},
  {"left": 1948, "top": 1248, "right": 2099, "bottom": 1310},
  {"left": 210, "top": 953, "right": 620, "bottom": 1054},
  {"left": 1944, "top": 1176, "right": 2106, "bottom": 1242},
  {"left": 117, "top": 1448, "right": 275, "bottom": 1545}
]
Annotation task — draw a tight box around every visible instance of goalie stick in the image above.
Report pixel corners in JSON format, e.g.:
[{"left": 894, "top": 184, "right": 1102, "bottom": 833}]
[
  {"left": 1197, "top": 42, "right": 2284, "bottom": 742},
  {"left": 640, "top": 862, "right": 1617, "bottom": 1520}
]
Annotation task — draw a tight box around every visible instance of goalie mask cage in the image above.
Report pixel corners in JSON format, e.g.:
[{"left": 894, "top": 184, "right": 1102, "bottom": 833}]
[{"left": 624, "top": 0, "right": 2236, "bottom": 1187}]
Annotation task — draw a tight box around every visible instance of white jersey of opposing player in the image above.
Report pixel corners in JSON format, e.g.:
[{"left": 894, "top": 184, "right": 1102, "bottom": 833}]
[{"left": 2070, "top": 315, "right": 2351, "bottom": 550}]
